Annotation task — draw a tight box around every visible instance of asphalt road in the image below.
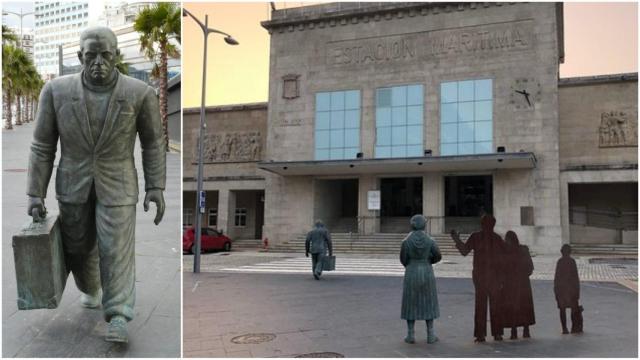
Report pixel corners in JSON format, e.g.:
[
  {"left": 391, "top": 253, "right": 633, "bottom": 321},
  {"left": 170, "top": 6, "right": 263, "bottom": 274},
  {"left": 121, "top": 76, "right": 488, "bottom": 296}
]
[
  {"left": 2, "top": 122, "right": 181, "bottom": 357},
  {"left": 183, "top": 270, "right": 638, "bottom": 358}
]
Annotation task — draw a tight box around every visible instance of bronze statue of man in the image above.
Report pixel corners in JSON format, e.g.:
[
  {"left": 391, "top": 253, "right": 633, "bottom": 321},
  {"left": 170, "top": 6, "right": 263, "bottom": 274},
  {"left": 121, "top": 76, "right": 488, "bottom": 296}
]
[{"left": 27, "top": 26, "right": 166, "bottom": 343}]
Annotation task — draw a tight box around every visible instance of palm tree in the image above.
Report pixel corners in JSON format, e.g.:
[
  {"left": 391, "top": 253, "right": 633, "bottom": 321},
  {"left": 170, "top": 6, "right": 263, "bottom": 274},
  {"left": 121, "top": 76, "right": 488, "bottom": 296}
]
[
  {"left": 2, "top": 45, "right": 21, "bottom": 129},
  {"left": 2, "top": 25, "right": 18, "bottom": 45},
  {"left": 115, "top": 52, "right": 130, "bottom": 75},
  {"left": 134, "top": 2, "right": 181, "bottom": 151},
  {"left": 12, "top": 48, "right": 31, "bottom": 126}
]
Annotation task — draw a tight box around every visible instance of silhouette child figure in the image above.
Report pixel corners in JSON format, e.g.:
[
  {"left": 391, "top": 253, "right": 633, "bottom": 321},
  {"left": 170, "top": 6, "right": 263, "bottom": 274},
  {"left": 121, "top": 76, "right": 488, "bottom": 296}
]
[{"left": 553, "top": 244, "right": 583, "bottom": 334}]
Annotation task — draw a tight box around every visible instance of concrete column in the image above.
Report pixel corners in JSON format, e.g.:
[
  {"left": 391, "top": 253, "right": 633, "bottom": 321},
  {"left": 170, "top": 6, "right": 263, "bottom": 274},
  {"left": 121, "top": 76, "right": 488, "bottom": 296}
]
[
  {"left": 423, "top": 173, "right": 444, "bottom": 234},
  {"left": 217, "top": 189, "right": 236, "bottom": 238},
  {"left": 358, "top": 175, "right": 380, "bottom": 234}
]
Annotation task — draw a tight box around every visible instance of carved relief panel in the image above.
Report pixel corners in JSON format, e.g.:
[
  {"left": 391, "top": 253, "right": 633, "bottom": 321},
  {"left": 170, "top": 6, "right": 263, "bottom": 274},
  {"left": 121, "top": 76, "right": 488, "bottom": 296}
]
[
  {"left": 598, "top": 111, "right": 638, "bottom": 148},
  {"left": 197, "top": 131, "right": 262, "bottom": 163}
]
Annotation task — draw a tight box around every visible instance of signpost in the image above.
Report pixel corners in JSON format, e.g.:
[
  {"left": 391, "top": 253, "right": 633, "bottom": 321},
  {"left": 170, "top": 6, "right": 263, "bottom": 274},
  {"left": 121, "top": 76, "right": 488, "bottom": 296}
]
[{"left": 367, "top": 190, "right": 381, "bottom": 211}]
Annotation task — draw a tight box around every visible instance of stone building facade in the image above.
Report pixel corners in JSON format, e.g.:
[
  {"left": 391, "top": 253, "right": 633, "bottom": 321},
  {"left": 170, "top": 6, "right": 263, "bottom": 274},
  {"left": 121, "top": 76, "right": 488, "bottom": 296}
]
[{"left": 183, "top": 2, "right": 637, "bottom": 253}]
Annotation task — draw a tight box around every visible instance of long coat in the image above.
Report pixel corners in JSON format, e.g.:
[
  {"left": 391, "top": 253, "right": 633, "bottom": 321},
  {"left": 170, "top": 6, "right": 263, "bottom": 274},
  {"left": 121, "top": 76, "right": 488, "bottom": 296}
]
[
  {"left": 400, "top": 230, "right": 441, "bottom": 320},
  {"left": 502, "top": 245, "right": 535, "bottom": 327},
  {"left": 554, "top": 256, "right": 580, "bottom": 308}
]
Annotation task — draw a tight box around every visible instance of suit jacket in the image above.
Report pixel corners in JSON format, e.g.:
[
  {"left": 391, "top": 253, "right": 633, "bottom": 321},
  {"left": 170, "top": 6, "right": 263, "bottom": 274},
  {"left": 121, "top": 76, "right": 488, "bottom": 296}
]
[
  {"left": 305, "top": 225, "right": 333, "bottom": 255},
  {"left": 27, "top": 72, "right": 166, "bottom": 206}
]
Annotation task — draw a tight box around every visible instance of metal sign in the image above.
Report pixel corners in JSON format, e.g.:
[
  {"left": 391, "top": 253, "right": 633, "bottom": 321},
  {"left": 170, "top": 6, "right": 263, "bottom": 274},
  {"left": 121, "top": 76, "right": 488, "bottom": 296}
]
[
  {"left": 367, "top": 190, "right": 381, "bottom": 210},
  {"left": 199, "top": 191, "right": 206, "bottom": 213}
]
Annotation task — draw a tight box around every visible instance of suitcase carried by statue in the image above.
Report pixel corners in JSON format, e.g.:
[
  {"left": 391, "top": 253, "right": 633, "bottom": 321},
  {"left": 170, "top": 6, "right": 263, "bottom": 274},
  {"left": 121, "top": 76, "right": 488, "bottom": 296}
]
[{"left": 12, "top": 214, "right": 69, "bottom": 310}]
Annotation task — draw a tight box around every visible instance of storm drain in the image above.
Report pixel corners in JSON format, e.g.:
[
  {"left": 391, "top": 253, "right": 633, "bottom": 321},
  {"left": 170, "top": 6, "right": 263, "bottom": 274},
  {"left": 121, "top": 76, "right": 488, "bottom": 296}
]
[
  {"left": 230, "top": 333, "right": 276, "bottom": 344},
  {"left": 295, "top": 352, "right": 344, "bottom": 358}
]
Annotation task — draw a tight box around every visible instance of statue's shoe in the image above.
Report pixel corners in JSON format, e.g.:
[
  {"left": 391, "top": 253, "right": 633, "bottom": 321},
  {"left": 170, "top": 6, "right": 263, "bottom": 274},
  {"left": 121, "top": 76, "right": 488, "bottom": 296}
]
[
  {"left": 80, "top": 290, "right": 101, "bottom": 309},
  {"left": 427, "top": 335, "right": 439, "bottom": 344},
  {"left": 404, "top": 332, "right": 415, "bottom": 344},
  {"left": 106, "top": 316, "right": 128, "bottom": 343}
]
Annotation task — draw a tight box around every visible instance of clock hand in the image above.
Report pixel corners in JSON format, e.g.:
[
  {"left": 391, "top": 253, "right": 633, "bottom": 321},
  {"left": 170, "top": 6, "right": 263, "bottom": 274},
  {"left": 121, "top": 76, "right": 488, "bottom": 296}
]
[
  {"left": 515, "top": 90, "right": 527, "bottom": 95},
  {"left": 524, "top": 93, "right": 531, "bottom": 106}
]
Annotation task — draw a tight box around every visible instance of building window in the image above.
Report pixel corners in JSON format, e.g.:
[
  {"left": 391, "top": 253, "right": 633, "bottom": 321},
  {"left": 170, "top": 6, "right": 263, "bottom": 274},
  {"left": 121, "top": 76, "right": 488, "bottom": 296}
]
[
  {"left": 208, "top": 208, "right": 218, "bottom": 227},
  {"left": 440, "top": 79, "right": 493, "bottom": 155},
  {"left": 234, "top": 208, "right": 247, "bottom": 227},
  {"left": 183, "top": 208, "right": 193, "bottom": 226},
  {"left": 375, "top": 84, "right": 424, "bottom": 158},
  {"left": 315, "top": 90, "right": 360, "bottom": 160}
]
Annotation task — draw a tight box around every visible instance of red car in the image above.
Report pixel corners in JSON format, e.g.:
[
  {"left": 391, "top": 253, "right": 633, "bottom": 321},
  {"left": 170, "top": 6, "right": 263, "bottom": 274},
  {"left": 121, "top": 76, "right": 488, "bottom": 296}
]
[{"left": 183, "top": 227, "right": 232, "bottom": 253}]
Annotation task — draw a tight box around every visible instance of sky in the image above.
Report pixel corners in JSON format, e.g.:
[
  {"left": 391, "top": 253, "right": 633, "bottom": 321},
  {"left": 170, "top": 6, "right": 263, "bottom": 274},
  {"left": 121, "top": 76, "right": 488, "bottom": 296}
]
[
  {"left": 182, "top": 1, "right": 638, "bottom": 108},
  {"left": 3, "top": 1, "right": 637, "bottom": 108}
]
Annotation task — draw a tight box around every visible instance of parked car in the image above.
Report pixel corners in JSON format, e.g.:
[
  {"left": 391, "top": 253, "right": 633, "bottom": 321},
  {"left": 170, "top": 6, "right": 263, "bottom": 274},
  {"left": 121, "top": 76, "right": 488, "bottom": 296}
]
[{"left": 183, "top": 227, "right": 232, "bottom": 253}]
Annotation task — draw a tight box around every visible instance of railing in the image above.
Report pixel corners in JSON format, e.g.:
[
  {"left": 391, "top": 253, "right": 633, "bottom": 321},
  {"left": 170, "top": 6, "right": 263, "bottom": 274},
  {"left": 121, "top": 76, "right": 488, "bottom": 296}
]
[{"left": 569, "top": 208, "right": 638, "bottom": 231}]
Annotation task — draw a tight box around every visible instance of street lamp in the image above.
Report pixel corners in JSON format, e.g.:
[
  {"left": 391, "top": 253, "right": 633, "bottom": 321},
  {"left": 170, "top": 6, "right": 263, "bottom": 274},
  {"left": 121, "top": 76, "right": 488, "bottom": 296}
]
[
  {"left": 3, "top": 9, "right": 34, "bottom": 49},
  {"left": 183, "top": 8, "right": 238, "bottom": 274}
]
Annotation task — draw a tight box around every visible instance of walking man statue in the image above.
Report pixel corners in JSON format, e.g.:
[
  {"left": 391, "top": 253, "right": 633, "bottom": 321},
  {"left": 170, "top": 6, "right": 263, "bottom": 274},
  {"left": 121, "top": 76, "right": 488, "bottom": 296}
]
[
  {"left": 305, "top": 220, "right": 333, "bottom": 280},
  {"left": 27, "top": 26, "right": 166, "bottom": 343},
  {"left": 450, "top": 214, "right": 506, "bottom": 342}
]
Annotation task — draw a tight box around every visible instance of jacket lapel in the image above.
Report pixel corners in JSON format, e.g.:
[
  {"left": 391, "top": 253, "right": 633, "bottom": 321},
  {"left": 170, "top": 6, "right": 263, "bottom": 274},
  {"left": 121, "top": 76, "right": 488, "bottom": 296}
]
[
  {"left": 95, "top": 73, "right": 125, "bottom": 151},
  {"left": 71, "top": 73, "right": 95, "bottom": 147}
]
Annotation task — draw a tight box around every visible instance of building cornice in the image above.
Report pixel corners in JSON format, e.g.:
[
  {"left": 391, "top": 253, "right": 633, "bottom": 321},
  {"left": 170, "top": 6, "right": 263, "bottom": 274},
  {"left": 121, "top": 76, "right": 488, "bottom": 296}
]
[
  {"left": 559, "top": 73, "right": 638, "bottom": 87},
  {"left": 183, "top": 102, "right": 268, "bottom": 115}
]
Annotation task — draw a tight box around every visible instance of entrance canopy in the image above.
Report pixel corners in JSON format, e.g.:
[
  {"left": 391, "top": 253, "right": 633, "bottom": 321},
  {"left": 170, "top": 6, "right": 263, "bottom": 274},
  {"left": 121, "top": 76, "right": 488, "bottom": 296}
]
[{"left": 258, "top": 152, "right": 537, "bottom": 176}]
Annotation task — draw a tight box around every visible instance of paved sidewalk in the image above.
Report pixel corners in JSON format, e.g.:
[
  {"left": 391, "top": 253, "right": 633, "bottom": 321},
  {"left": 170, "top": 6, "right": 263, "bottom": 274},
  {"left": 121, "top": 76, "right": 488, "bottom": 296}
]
[
  {"left": 183, "top": 271, "right": 638, "bottom": 358},
  {"left": 184, "top": 249, "right": 638, "bottom": 283},
  {"left": 2, "top": 123, "right": 181, "bottom": 357}
]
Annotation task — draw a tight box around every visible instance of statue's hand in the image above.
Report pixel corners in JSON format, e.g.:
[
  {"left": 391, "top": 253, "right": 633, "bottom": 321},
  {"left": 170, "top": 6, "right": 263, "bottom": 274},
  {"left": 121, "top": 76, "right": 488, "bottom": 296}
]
[
  {"left": 450, "top": 229, "right": 460, "bottom": 242},
  {"left": 28, "top": 196, "right": 46, "bottom": 222},
  {"left": 144, "top": 189, "right": 165, "bottom": 225}
]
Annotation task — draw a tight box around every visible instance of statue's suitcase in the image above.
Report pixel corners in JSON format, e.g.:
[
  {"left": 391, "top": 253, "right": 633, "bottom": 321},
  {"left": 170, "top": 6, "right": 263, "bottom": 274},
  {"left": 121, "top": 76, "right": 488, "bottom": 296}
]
[
  {"left": 12, "top": 215, "right": 68, "bottom": 310},
  {"left": 322, "top": 255, "right": 336, "bottom": 271}
]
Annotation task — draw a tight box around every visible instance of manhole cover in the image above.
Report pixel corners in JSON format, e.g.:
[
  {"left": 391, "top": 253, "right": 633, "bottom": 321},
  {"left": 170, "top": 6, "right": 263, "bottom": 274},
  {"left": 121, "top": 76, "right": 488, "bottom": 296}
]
[
  {"left": 589, "top": 258, "right": 638, "bottom": 265},
  {"left": 295, "top": 352, "right": 344, "bottom": 358},
  {"left": 4, "top": 168, "right": 26, "bottom": 172},
  {"left": 230, "top": 333, "right": 276, "bottom": 344}
]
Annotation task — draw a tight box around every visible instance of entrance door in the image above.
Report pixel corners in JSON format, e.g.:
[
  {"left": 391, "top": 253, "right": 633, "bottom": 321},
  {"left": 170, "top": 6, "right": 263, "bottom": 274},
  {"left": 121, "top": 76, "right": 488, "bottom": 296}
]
[
  {"left": 380, "top": 177, "right": 423, "bottom": 233},
  {"left": 444, "top": 175, "right": 493, "bottom": 233},
  {"left": 313, "top": 179, "right": 358, "bottom": 232}
]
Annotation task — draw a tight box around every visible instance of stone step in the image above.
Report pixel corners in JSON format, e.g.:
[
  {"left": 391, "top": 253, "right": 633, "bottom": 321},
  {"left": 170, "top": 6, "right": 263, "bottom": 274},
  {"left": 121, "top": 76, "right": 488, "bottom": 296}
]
[{"left": 571, "top": 244, "right": 638, "bottom": 256}]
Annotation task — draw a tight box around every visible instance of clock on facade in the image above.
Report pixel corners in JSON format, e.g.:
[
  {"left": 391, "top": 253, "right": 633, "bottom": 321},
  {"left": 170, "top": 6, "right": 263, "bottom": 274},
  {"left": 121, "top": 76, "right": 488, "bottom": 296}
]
[{"left": 510, "top": 78, "right": 541, "bottom": 110}]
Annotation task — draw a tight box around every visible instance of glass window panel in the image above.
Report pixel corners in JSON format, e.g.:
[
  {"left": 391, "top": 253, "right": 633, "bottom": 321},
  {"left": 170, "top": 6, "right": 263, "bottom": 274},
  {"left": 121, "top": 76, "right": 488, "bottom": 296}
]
[
  {"left": 330, "top": 110, "right": 344, "bottom": 129},
  {"left": 407, "top": 145, "right": 423, "bottom": 157},
  {"left": 315, "top": 130, "right": 330, "bottom": 149},
  {"left": 376, "top": 108, "right": 391, "bottom": 127},
  {"left": 475, "top": 79, "right": 492, "bottom": 100},
  {"left": 345, "top": 109, "right": 360, "bottom": 128},
  {"left": 475, "top": 141, "right": 493, "bottom": 154},
  {"left": 458, "top": 80, "right": 474, "bottom": 101},
  {"left": 330, "top": 91, "right": 344, "bottom": 110},
  {"left": 441, "top": 82, "right": 457, "bottom": 103},
  {"left": 391, "top": 86, "right": 407, "bottom": 106},
  {"left": 315, "top": 111, "right": 330, "bottom": 130},
  {"left": 458, "top": 102, "right": 474, "bottom": 122},
  {"left": 377, "top": 88, "right": 391, "bottom": 107},
  {"left": 344, "top": 90, "right": 360, "bottom": 110},
  {"left": 316, "top": 92, "right": 330, "bottom": 111},
  {"left": 475, "top": 121, "right": 492, "bottom": 142},
  {"left": 330, "top": 148, "right": 344, "bottom": 160},
  {"left": 407, "top": 125, "right": 423, "bottom": 145},
  {"left": 441, "top": 123, "right": 457, "bottom": 144},
  {"left": 458, "top": 122, "right": 474, "bottom": 142},
  {"left": 377, "top": 127, "right": 391, "bottom": 146},
  {"left": 376, "top": 146, "right": 391, "bottom": 158},
  {"left": 392, "top": 126, "right": 407, "bottom": 145},
  {"left": 344, "top": 147, "right": 359, "bottom": 159},
  {"left": 475, "top": 100, "right": 492, "bottom": 121},
  {"left": 441, "top": 143, "right": 457, "bottom": 156},
  {"left": 391, "top": 145, "right": 407, "bottom": 158},
  {"left": 458, "top": 142, "right": 474, "bottom": 155},
  {"left": 441, "top": 103, "right": 457, "bottom": 123},
  {"left": 344, "top": 129, "right": 359, "bottom": 147},
  {"left": 316, "top": 149, "right": 329, "bottom": 160},
  {"left": 391, "top": 107, "right": 406, "bottom": 126},
  {"left": 407, "top": 84, "right": 423, "bottom": 105},
  {"left": 407, "top": 105, "right": 423, "bottom": 125},
  {"left": 330, "top": 129, "right": 344, "bottom": 148}
]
